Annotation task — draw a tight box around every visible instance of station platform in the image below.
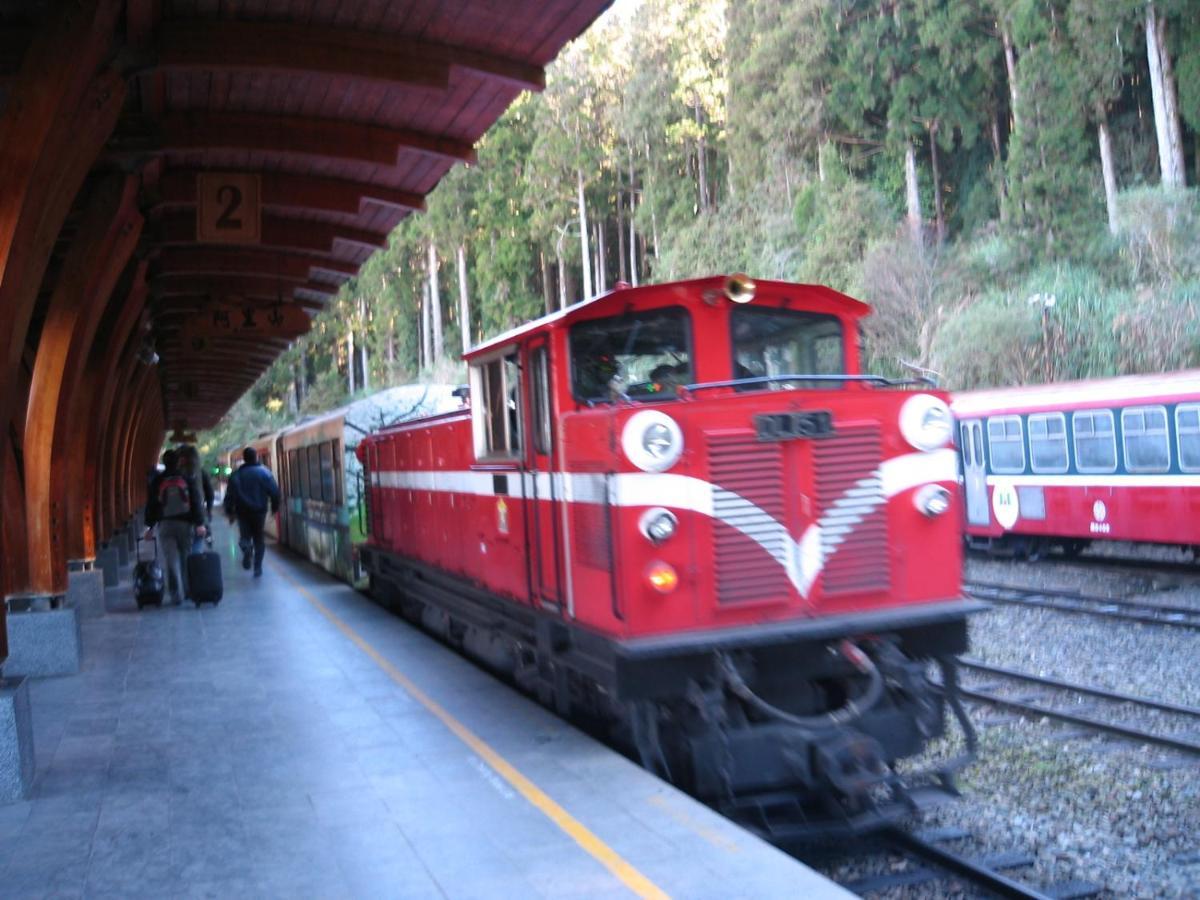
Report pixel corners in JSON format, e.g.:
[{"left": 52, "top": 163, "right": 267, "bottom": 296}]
[{"left": 0, "top": 524, "right": 849, "bottom": 899}]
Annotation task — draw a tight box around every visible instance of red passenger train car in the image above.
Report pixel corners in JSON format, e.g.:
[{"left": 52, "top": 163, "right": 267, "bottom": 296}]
[
  {"left": 358, "top": 276, "right": 981, "bottom": 836},
  {"left": 953, "top": 371, "right": 1200, "bottom": 559}
]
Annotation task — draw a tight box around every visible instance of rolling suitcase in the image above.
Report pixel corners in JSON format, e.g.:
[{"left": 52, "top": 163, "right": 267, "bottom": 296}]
[
  {"left": 187, "top": 538, "right": 223, "bottom": 606},
  {"left": 133, "top": 535, "right": 165, "bottom": 609}
]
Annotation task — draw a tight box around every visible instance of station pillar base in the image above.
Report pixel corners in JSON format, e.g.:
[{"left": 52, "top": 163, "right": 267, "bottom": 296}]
[
  {"left": 97, "top": 543, "right": 120, "bottom": 587},
  {"left": 66, "top": 567, "right": 105, "bottom": 619},
  {"left": 3, "top": 599, "right": 81, "bottom": 678},
  {"left": 116, "top": 530, "right": 131, "bottom": 566},
  {"left": 0, "top": 677, "right": 34, "bottom": 805}
]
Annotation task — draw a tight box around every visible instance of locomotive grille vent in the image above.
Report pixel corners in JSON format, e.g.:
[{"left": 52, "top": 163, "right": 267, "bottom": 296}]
[
  {"left": 707, "top": 430, "right": 790, "bottom": 604},
  {"left": 813, "top": 425, "right": 890, "bottom": 596}
]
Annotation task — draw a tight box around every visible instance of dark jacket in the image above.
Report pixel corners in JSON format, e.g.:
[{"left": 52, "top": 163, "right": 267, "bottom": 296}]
[
  {"left": 227, "top": 462, "right": 280, "bottom": 515},
  {"left": 186, "top": 469, "right": 215, "bottom": 519},
  {"left": 146, "top": 468, "right": 205, "bottom": 527}
]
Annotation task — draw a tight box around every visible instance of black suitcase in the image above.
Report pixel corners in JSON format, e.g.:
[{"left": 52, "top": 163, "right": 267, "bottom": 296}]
[
  {"left": 187, "top": 541, "right": 223, "bottom": 606},
  {"left": 133, "top": 536, "right": 164, "bottom": 609}
]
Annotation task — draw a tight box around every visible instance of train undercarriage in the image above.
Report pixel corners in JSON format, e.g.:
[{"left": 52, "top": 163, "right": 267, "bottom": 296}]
[{"left": 360, "top": 544, "right": 982, "bottom": 841}]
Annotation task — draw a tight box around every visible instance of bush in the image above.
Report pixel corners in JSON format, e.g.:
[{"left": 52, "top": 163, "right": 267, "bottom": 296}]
[{"left": 1116, "top": 187, "right": 1200, "bottom": 286}]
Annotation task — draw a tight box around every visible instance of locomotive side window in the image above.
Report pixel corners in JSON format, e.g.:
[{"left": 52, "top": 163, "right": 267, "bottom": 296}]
[
  {"left": 986, "top": 416, "right": 1025, "bottom": 473},
  {"left": 1122, "top": 406, "right": 1170, "bottom": 472},
  {"left": 569, "top": 308, "right": 692, "bottom": 402},
  {"left": 1177, "top": 404, "right": 1200, "bottom": 471},
  {"left": 1028, "top": 413, "right": 1068, "bottom": 473},
  {"left": 531, "top": 346, "right": 552, "bottom": 455},
  {"left": 731, "top": 308, "right": 844, "bottom": 390},
  {"left": 1072, "top": 410, "right": 1116, "bottom": 473},
  {"left": 472, "top": 351, "right": 523, "bottom": 459}
]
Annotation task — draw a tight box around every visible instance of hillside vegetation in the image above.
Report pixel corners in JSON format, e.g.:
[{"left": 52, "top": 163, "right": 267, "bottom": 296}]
[{"left": 203, "top": 0, "right": 1200, "bottom": 452}]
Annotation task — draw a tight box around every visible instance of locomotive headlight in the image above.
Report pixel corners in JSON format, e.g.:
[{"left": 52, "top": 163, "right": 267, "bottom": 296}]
[
  {"left": 639, "top": 507, "right": 678, "bottom": 544},
  {"left": 914, "top": 484, "right": 952, "bottom": 517},
  {"left": 622, "top": 410, "right": 684, "bottom": 472},
  {"left": 899, "top": 394, "right": 953, "bottom": 452},
  {"left": 645, "top": 560, "right": 679, "bottom": 593}
]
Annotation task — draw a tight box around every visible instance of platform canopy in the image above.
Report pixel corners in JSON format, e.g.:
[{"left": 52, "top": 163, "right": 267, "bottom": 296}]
[{"left": 1, "top": 0, "right": 612, "bottom": 432}]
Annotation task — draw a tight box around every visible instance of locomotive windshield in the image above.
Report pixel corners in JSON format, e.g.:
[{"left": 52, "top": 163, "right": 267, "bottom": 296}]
[
  {"left": 569, "top": 307, "right": 692, "bottom": 402},
  {"left": 730, "top": 308, "right": 844, "bottom": 390}
]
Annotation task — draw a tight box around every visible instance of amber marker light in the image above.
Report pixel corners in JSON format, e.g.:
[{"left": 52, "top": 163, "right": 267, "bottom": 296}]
[{"left": 645, "top": 561, "right": 679, "bottom": 594}]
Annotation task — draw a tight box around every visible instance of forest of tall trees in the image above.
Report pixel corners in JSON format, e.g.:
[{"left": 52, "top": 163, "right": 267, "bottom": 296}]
[{"left": 203, "top": 0, "right": 1200, "bottom": 450}]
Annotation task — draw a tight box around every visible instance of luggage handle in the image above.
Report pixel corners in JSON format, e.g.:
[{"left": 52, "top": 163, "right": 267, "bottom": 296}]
[{"left": 137, "top": 532, "right": 159, "bottom": 561}]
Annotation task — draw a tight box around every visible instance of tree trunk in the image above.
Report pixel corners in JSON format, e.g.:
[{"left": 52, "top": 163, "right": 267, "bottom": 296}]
[
  {"left": 628, "top": 148, "right": 639, "bottom": 286},
  {"left": 905, "top": 139, "right": 923, "bottom": 241},
  {"left": 347, "top": 328, "right": 356, "bottom": 394},
  {"left": 557, "top": 247, "right": 567, "bottom": 310},
  {"left": 596, "top": 221, "right": 607, "bottom": 294},
  {"left": 929, "top": 126, "right": 945, "bottom": 244},
  {"left": 617, "top": 185, "right": 627, "bottom": 283},
  {"left": 290, "top": 363, "right": 300, "bottom": 413},
  {"left": 990, "top": 109, "right": 1008, "bottom": 221},
  {"left": 1002, "top": 24, "right": 1021, "bottom": 135},
  {"left": 577, "top": 168, "right": 593, "bottom": 299},
  {"left": 457, "top": 243, "right": 471, "bottom": 356},
  {"left": 1145, "top": 2, "right": 1186, "bottom": 187},
  {"left": 427, "top": 242, "right": 443, "bottom": 362},
  {"left": 695, "top": 103, "right": 710, "bottom": 211},
  {"left": 421, "top": 281, "right": 432, "bottom": 370},
  {"left": 360, "top": 342, "right": 370, "bottom": 392},
  {"left": 1098, "top": 113, "right": 1120, "bottom": 235},
  {"left": 540, "top": 250, "right": 554, "bottom": 315},
  {"left": 386, "top": 327, "right": 395, "bottom": 367}
]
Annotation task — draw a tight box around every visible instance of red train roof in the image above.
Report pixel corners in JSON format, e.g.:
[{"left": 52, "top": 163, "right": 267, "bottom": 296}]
[{"left": 951, "top": 370, "right": 1200, "bottom": 416}]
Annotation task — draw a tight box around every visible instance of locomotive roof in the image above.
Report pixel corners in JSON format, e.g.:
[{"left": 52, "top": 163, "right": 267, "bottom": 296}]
[
  {"left": 465, "top": 276, "right": 871, "bottom": 359},
  {"left": 952, "top": 369, "right": 1200, "bottom": 416}
]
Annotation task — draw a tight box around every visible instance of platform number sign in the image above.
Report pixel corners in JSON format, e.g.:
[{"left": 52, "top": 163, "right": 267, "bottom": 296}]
[{"left": 197, "top": 173, "right": 261, "bottom": 244}]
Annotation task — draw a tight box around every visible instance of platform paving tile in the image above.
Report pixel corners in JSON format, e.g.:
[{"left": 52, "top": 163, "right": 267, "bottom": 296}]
[{"left": 0, "top": 534, "right": 850, "bottom": 899}]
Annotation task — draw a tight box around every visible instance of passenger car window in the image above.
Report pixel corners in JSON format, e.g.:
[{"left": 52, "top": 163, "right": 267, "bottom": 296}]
[
  {"left": 307, "top": 445, "right": 323, "bottom": 500},
  {"left": 1072, "top": 410, "right": 1116, "bottom": 473},
  {"left": 731, "top": 308, "right": 844, "bottom": 391},
  {"left": 569, "top": 308, "right": 691, "bottom": 402},
  {"left": 1028, "top": 413, "right": 1068, "bottom": 473},
  {"left": 986, "top": 416, "right": 1025, "bottom": 474},
  {"left": 472, "top": 350, "right": 523, "bottom": 459},
  {"left": 319, "top": 441, "right": 336, "bottom": 503},
  {"left": 1122, "top": 406, "right": 1170, "bottom": 472},
  {"left": 1178, "top": 404, "right": 1200, "bottom": 471}
]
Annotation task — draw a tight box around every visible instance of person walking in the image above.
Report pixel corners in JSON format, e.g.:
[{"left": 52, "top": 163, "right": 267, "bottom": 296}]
[
  {"left": 145, "top": 449, "right": 206, "bottom": 605},
  {"left": 178, "top": 445, "right": 215, "bottom": 551},
  {"left": 225, "top": 446, "right": 279, "bottom": 577}
]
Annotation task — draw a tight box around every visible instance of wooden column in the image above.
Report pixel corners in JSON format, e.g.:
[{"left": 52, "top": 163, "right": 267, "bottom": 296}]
[
  {"left": 24, "top": 176, "right": 143, "bottom": 596},
  {"left": 94, "top": 343, "right": 143, "bottom": 544},
  {"left": 67, "top": 265, "right": 150, "bottom": 563}
]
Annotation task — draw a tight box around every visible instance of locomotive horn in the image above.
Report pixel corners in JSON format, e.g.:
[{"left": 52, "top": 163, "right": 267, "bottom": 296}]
[{"left": 724, "top": 274, "right": 756, "bottom": 303}]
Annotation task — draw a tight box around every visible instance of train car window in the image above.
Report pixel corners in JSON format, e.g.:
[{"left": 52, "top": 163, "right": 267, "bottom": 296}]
[
  {"left": 297, "top": 447, "right": 310, "bottom": 500},
  {"left": 1177, "top": 404, "right": 1200, "bottom": 471},
  {"left": 289, "top": 450, "right": 300, "bottom": 498},
  {"left": 531, "top": 346, "right": 552, "bottom": 455},
  {"left": 1072, "top": 410, "right": 1116, "bottom": 473},
  {"left": 472, "top": 351, "right": 523, "bottom": 459},
  {"left": 332, "top": 439, "right": 343, "bottom": 505},
  {"left": 307, "top": 444, "right": 323, "bottom": 500},
  {"left": 986, "top": 416, "right": 1025, "bottom": 473},
  {"left": 569, "top": 307, "right": 692, "bottom": 402},
  {"left": 1122, "top": 406, "right": 1170, "bottom": 472},
  {"left": 1028, "top": 413, "right": 1068, "bottom": 473},
  {"left": 319, "top": 441, "right": 336, "bottom": 503},
  {"left": 730, "top": 308, "right": 844, "bottom": 391}
]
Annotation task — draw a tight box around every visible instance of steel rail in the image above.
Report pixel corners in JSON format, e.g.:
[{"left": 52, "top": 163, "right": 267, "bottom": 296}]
[
  {"left": 964, "top": 580, "right": 1200, "bottom": 629},
  {"left": 959, "top": 659, "right": 1200, "bottom": 719},
  {"left": 880, "top": 827, "right": 1056, "bottom": 900}
]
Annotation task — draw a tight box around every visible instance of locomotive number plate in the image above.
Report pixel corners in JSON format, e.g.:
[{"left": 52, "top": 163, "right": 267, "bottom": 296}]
[{"left": 754, "top": 410, "right": 834, "bottom": 442}]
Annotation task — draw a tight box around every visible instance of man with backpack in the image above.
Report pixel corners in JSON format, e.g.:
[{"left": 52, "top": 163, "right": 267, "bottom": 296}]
[
  {"left": 178, "top": 445, "right": 215, "bottom": 549},
  {"left": 225, "top": 446, "right": 279, "bottom": 577},
  {"left": 145, "top": 449, "right": 206, "bottom": 605}
]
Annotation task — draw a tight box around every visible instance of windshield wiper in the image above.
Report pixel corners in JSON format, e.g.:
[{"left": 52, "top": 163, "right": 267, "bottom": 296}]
[{"left": 681, "top": 373, "right": 935, "bottom": 393}]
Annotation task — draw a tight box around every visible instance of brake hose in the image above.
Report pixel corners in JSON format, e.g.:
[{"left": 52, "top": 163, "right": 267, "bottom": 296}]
[{"left": 718, "top": 640, "right": 885, "bottom": 735}]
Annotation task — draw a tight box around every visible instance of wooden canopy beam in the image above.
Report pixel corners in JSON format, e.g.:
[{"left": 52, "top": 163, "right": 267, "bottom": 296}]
[
  {"left": 150, "top": 274, "right": 338, "bottom": 299},
  {"left": 151, "top": 248, "right": 358, "bottom": 281},
  {"left": 157, "top": 211, "right": 388, "bottom": 253},
  {"left": 155, "top": 170, "right": 424, "bottom": 215},
  {"left": 112, "top": 111, "right": 477, "bottom": 165}
]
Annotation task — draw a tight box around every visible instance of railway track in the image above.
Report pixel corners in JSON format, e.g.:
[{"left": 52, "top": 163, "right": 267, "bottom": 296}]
[
  {"left": 840, "top": 826, "right": 1101, "bottom": 898},
  {"left": 964, "top": 579, "right": 1200, "bottom": 630},
  {"left": 957, "top": 658, "right": 1200, "bottom": 756}
]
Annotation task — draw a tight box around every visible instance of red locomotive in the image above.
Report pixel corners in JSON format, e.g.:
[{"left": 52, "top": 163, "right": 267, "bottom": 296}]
[
  {"left": 953, "top": 371, "right": 1200, "bottom": 559},
  {"left": 358, "top": 276, "right": 981, "bottom": 836}
]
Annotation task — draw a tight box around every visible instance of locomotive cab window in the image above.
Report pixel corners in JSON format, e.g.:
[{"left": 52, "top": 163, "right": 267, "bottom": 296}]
[
  {"left": 569, "top": 307, "right": 692, "bottom": 402},
  {"left": 471, "top": 350, "right": 523, "bottom": 460},
  {"left": 1072, "top": 410, "right": 1116, "bottom": 473},
  {"left": 731, "top": 308, "right": 844, "bottom": 390},
  {"left": 1177, "top": 404, "right": 1200, "bottom": 472},
  {"left": 1122, "top": 406, "right": 1170, "bottom": 472},
  {"left": 1028, "top": 412, "right": 1068, "bottom": 473},
  {"left": 986, "top": 416, "right": 1025, "bottom": 474}
]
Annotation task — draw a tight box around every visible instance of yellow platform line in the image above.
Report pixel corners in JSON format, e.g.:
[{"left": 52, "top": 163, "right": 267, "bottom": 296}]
[{"left": 272, "top": 562, "right": 670, "bottom": 900}]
